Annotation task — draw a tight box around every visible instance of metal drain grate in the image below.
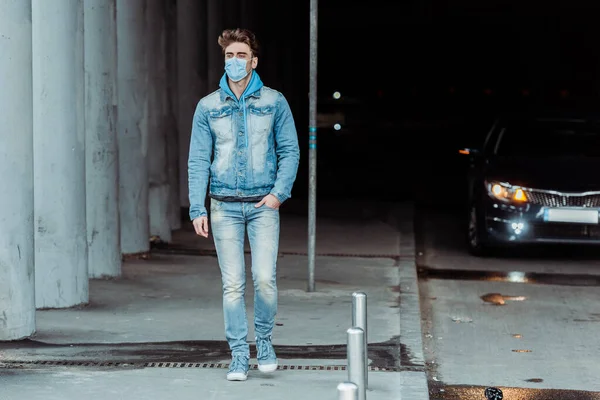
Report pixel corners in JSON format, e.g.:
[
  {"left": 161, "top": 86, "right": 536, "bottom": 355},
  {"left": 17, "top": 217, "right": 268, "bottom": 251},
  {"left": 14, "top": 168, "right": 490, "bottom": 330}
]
[
  {"left": 1, "top": 360, "right": 399, "bottom": 372},
  {"left": 145, "top": 363, "right": 353, "bottom": 371}
]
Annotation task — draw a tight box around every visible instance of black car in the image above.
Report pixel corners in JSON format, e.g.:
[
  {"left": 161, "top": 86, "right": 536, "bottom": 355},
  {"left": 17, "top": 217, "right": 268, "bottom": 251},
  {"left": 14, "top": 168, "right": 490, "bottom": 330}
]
[{"left": 461, "top": 114, "right": 600, "bottom": 256}]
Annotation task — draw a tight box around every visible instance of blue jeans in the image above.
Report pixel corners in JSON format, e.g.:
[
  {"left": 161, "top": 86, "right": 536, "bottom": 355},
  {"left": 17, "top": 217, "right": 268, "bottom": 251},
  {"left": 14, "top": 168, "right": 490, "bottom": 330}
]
[{"left": 210, "top": 199, "right": 280, "bottom": 357}]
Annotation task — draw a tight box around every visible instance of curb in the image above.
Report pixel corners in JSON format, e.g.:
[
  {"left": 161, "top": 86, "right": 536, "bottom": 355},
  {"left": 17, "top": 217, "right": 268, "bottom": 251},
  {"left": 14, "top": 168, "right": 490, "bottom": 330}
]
[{"left": 395, "top": 202, "right": 430, "bottom": 400}]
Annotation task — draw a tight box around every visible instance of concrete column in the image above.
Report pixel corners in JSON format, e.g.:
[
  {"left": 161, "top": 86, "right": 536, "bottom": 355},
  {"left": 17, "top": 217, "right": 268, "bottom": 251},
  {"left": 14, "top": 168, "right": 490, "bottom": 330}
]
[
  {"left": 32, "top": 0, "right": 88, "bottom": 308},
  {"left": 84, "top": 0, "right": 121, "bottom": 278},
  {"left": 177, "top": 0, "right": 208, "bottom": 209},
  {"left": 146, "top": 0, "right": 172, "bottom": 242},
  {"left": 207, "top": 0, "right": 224, "bottom": 92},
  {"left": 117, "top": 0, "right": 150, "bottom": 255},
  {"left": 164, "top": 0, "right": 181, "bottom": 231},
  {"left": 0, "top": 0, "right": 36, "bottom": 340}
]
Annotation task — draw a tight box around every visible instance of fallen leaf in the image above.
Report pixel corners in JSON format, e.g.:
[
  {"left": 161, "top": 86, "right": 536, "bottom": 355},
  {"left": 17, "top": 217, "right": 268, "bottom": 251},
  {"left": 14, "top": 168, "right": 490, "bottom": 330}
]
[{"left": 481, "top": 293, "right": 527, "bottom": 305}]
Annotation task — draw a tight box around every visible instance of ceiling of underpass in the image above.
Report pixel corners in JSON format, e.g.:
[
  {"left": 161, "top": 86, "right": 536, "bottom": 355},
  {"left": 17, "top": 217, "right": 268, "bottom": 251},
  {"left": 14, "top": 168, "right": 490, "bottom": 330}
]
[{"left": 184, "top": 0, "right": 600, "bottom": 200}]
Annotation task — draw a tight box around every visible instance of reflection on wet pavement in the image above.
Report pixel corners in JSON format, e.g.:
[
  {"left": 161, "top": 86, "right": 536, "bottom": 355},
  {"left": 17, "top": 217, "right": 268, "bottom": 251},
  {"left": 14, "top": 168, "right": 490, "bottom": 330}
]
[
  {"left": 418, "top": 267, "right": 600, "bottom": 287},
  {"left": 430, "top": 384, "right": 600, "bottom": 400}
]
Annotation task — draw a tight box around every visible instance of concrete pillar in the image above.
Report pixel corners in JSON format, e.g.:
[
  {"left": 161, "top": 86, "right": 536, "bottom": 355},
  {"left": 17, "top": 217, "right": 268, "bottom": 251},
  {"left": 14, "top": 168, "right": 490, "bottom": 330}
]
[
  {"left": 164, "top": 0, "right": 181, "bottom": 231},
  {"left": 84, "top": 0, "right": 121, "bottom": 278},
  {"left": 117, "top": 0, "right": 150, "bottom": 255},
  {"left": 207, "top": 0, "right": 224, "bottom": 92},
  {"left": 32, "top": 0, "right": 88, "bottom": 308},
  {"left": 177, "top": 0, "right": 208, "bottom": 209},
  {"left": 146, "top": 0, "right": 172, "bottom": 242},
  {"left": 0, "top": 0, "right": 36, "bottom": 340}
]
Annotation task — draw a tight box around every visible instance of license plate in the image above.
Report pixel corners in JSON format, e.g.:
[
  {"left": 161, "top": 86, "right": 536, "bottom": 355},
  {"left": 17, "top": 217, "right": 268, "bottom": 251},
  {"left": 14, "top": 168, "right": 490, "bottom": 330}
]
[{"left": 544, "top": 208, "right": 599, "bottom": 224}]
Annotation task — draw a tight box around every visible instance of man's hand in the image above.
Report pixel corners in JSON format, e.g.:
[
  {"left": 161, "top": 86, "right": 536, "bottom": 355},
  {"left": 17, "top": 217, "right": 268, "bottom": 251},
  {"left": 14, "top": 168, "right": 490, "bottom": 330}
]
[
  {"left": 192, "top": 216, "right": 209, "bottom": 238},
  {"left": 255, "top": 194, "right": 281, "bottom": 210}
]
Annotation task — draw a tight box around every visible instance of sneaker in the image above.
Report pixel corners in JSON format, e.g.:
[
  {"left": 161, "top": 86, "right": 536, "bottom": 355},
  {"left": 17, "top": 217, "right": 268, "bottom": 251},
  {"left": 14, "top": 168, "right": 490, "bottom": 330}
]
[
  {"left": 256, "top": 336, "right": 278, "bottom": 373},
  {"left": 226, "top": 355, "right": 249, "bottom": 381}
]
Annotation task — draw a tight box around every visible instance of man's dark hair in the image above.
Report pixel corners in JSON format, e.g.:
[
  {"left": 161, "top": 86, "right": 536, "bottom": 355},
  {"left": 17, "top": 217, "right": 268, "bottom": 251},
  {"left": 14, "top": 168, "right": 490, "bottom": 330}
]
[{"left": 218, "top": 28, "right": 260, "bottom": 58}]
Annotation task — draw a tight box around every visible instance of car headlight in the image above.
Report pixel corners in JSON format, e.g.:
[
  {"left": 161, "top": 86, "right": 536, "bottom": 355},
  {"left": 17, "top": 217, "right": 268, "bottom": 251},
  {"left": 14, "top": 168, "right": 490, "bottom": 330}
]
[{"left": 485, "top": 181, "right": 528, "bottom": 203}]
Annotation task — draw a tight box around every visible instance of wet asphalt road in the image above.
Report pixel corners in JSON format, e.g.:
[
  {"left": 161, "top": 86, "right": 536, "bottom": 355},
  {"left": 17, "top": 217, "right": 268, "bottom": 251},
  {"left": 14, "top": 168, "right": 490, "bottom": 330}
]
[{"left": 415, "top": 203, "right": 600, "bottom": 400}]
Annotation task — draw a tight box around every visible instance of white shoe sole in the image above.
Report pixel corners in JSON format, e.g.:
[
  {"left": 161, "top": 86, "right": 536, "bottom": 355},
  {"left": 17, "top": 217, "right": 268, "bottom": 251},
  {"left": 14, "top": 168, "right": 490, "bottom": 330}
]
[
  {"left": 226, "top": 372, "right": 248, "bottom": 381},
  {"left": 258, "top": 362, "right": 278, "bottom": 373}
]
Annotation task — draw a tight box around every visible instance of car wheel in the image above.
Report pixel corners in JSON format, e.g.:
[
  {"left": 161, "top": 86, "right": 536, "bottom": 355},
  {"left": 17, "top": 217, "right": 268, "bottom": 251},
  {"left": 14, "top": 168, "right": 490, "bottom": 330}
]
[{"left": 467, "top": 205, "right": 489, "bottom": 257}]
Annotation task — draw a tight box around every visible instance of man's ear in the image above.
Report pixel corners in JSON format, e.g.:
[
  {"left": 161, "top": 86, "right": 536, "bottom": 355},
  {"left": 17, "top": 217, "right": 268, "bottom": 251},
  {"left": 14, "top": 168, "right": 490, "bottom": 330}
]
[{"left": 252, "top": 57, "right": 258, "bottom": 69}]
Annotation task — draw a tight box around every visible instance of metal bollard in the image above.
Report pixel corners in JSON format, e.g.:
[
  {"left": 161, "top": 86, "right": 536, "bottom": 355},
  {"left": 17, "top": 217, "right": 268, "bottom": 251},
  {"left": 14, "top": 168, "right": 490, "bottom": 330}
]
[
  {"left": 352, "top": 292, "right": 368, "bottom": 388},
  {"left": 337, "top": 382, "right": 359, "bottom": 400},
  {"left": 347, "top": 327, "right": 366, "bottom": 400}
]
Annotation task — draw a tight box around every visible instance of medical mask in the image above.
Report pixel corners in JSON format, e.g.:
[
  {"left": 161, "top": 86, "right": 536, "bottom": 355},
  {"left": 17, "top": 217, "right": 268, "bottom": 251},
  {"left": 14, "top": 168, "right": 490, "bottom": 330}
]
[{"left": 225, "top": 57, "right": 250, "bottom": 82}]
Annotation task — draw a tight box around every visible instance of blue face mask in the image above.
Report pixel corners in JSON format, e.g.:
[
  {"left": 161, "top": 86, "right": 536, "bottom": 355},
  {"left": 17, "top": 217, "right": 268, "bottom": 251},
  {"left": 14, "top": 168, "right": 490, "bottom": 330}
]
[{"left": 225, "top": 57, "right": 250, "bottom": 82}]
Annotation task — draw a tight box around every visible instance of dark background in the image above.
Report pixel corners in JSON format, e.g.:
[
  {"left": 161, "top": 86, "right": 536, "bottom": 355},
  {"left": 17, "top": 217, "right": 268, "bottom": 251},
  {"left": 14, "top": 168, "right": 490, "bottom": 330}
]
[{"left": 237, "top": 0, "right": 600, "bottom": 204}]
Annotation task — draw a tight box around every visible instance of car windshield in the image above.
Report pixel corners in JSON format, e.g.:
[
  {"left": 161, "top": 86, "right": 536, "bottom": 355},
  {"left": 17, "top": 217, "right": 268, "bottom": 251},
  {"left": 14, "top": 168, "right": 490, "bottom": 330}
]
[{"left": 496, "top": 119, "right": 600, "bottom": 158}]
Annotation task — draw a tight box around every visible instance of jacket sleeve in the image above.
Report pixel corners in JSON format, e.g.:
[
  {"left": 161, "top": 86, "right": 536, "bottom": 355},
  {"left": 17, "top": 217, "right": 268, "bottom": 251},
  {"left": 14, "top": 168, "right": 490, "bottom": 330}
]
[
  {"left": 188, "top": 101, "right": 213, "bottom": 220},
  {"left": 270, "top": 94, "right": 300, "bottom": 203}
]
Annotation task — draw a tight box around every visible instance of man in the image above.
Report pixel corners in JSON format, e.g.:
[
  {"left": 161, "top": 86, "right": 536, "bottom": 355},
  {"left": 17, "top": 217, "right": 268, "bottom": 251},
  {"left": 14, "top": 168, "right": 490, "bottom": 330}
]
[{"left": 187, "top": 28, "right": 300, "bottom": 381}]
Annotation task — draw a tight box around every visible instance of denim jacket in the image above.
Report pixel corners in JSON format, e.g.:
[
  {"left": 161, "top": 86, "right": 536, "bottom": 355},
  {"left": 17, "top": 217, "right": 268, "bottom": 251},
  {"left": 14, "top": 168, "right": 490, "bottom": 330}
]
[{"left": 188, "top": 71, "right": 300, "bottom": 220}]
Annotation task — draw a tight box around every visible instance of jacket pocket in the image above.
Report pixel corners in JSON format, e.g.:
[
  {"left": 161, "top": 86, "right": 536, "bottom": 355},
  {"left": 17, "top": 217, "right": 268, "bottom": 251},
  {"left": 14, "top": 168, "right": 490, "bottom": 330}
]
[{"left": 208, "top": 107, "right": 234, "bottom": 141}]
